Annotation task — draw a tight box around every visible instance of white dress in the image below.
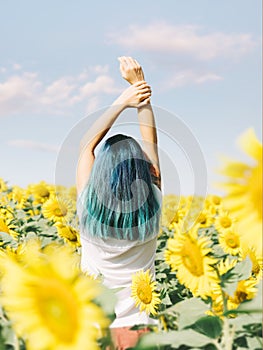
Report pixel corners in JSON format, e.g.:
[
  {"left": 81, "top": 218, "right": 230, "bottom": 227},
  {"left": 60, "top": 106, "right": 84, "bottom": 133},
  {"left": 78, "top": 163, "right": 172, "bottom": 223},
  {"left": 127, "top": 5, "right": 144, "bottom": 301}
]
[{"left": 77, "top": 184, "right": 162, "bottom": 328}]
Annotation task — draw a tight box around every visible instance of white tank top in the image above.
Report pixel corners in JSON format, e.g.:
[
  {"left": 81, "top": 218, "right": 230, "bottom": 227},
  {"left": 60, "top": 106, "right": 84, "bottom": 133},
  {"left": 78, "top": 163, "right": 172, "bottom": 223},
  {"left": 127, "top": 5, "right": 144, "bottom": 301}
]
[{"left": 77, "top": 184, "right": 162, "bottom": 328}]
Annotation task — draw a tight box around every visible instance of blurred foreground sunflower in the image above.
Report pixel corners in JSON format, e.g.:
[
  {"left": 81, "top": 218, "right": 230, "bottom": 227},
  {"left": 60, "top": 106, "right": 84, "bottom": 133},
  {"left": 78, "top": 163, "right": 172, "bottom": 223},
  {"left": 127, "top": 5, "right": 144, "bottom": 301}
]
[
  {"left": 0, "top": 241, "right": 109, "bottom": 350},
  {"left": 217, "top": 128, "right": 262, "bottom": 255},
  {"left": 131, "top": 269, "right": 161, "bottom": 316}
]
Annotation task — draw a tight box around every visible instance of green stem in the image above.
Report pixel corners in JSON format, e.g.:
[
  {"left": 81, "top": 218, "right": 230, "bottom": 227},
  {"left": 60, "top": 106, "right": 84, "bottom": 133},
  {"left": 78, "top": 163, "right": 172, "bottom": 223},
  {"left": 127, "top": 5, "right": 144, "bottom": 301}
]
[{"left": 13, "top": 334, "right": 20, "bottom": 350}]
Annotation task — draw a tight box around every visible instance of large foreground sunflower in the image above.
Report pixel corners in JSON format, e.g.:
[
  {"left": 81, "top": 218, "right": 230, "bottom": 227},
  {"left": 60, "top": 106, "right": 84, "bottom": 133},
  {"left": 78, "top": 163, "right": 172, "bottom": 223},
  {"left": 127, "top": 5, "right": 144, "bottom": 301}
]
[
  {"left": 131, "top": 269, "right": 161, "bottom": 316},
  {"left": 0, "top": 242, "right": 109, "bottom": 350},
  {"left": 164, "top": 226, "right": 218, "bottom": 298},
  {"left": 217, "top": 128, "right": 262, "bottom": 255}
]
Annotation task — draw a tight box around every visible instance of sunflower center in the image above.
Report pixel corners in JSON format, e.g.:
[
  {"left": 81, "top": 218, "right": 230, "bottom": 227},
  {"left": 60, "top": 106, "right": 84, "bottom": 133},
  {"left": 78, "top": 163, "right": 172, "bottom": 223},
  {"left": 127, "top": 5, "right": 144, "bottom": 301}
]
[
  {"left": 54, "top": 204, "right": 68, "bottom": 217},
  {"left": 235, "top": 291, "right": 247, "bottom": 303},
  {"left": 181, "top": 239, "right": 204, "bottom": 276},
  {"left": 34, "top": 278, "right": 79, "bottom": 343},
  {"left": 198, "top": 213, "right": 207, "bottom": 225},
  {"left": 225, "top": 232, "right": 240, "bottom": 248},
  {"left": 220, "top": 217, "right": 232, "bottom": 228},
  {"left": 212, "top": 196, "right": 221, "bottom": 206},
  {"left": 38, "top": 188, "right": 50, "bottom": 198},
  {"left": 61, "top": 227, "right": 78, "bottom": 242},
  {"left": 137, "top": 281, "right": 152, "bottom": 304}
]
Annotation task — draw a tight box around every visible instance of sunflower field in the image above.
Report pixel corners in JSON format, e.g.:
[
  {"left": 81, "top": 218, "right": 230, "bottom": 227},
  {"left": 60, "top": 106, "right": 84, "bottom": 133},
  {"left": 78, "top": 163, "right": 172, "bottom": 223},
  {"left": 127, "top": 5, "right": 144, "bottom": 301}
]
[{"left": 0, "top": 128, "right": 262, "bottom": 350}]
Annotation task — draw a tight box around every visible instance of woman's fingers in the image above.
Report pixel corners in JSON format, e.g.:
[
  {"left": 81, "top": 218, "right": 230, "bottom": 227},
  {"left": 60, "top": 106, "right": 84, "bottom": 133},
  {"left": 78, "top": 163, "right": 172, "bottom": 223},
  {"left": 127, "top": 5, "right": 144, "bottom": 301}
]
[
  {"left": 137, "top": 87, "right": 151, "bottom": 95},
  {"left": 121, "top": 56, "right": 130, "bottom": 68},
  {"left": 133, "top": 58, "right": 141, "bottom": 69},
  {"left": 138, "top": 91, "right": 151, "bottom": 101},
  {"left": 133, "top": 80, "right": 148, "bottom": 87},
  {"left": 127, "top": 56, "right": 137, "bottom": 68}
]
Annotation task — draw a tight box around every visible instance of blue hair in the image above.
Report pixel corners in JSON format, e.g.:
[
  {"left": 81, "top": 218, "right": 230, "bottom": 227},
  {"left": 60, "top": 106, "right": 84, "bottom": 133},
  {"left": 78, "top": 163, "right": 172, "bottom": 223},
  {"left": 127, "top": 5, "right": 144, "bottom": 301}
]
[{"left": 79, "top": 134, "right": 162, "bottom": 241}]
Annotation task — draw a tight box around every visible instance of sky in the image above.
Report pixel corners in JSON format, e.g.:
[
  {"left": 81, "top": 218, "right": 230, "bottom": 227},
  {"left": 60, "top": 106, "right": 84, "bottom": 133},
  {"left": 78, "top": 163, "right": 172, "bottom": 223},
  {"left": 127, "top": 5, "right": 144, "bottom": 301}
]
[{"left": 0, "top": 0, "right": 262, "bottom": 195}]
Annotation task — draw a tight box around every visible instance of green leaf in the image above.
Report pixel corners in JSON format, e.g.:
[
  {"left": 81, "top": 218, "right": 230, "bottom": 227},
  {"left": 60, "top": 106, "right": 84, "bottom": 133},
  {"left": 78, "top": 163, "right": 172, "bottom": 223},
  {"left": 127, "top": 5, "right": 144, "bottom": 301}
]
[
  {"left": 161, "top": 292, "right": 172, "bottom": 306},
  {"left": 165, "top": 297, "right": 209, "bottom": 330},
  {"left": 0, "top": 232, "right": 14, "bottom": 244},
  {"left": 229, "top": 314, "right": 262, "bottom": 332},
  {"left": 246, "top": 336, "right": 262, "bottom": 350},
  {"left": 190, "top": 316, "right": 223, "bottom": 339},
  {"left": 222, "top": 279, "right": 238, "bottom": 296},
  {"left": 134, "top": 329, "right": 213, "bottom": 349},
  {"left": 222, "top": 257, "right": 253, "bottom": 296},
  {"left": 231, "top": 256, "right": 253, "bottom": 280}
]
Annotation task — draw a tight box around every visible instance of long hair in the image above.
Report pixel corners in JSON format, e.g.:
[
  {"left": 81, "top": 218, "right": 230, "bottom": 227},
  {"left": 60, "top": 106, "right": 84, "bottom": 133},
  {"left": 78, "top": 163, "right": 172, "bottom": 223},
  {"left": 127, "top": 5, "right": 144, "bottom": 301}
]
[{"left": 79, "top": 134, "right": 162, "bottom": 241}]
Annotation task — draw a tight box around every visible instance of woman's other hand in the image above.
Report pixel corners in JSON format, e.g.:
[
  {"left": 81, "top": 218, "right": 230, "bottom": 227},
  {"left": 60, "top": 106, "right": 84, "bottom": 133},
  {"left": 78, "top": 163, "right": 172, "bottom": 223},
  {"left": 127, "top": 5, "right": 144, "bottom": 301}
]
[
  {"left": 118, "top": 56, "right": 145, "bottom": 85},
  {"left": 114, "top": 81, "right": 151, "bottom": 108}
]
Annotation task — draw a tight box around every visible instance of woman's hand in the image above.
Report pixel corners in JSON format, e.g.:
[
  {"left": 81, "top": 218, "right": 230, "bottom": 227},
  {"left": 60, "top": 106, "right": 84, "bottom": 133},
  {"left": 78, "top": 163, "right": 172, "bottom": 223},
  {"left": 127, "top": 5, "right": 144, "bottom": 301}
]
[
  {"left": 114, "top": 81, "right": 151, "bottom": 108},
  {"left": 118, "top": 56, "right": 145, "bottom": 85}
]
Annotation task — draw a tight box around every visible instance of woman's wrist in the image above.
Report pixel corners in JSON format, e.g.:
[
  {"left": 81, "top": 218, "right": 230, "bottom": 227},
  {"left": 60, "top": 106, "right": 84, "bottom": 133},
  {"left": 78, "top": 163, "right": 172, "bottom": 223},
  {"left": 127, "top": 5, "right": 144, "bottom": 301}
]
[{"left": 112, "top": 96, "right": 128, "bottom": 110}]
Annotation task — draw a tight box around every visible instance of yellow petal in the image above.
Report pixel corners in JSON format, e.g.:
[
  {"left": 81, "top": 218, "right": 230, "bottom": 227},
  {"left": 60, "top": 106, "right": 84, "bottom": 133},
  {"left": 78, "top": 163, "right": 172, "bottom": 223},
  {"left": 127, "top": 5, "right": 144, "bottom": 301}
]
[{"left": 238, "top": 128, "right": 262, "bottom": 162}]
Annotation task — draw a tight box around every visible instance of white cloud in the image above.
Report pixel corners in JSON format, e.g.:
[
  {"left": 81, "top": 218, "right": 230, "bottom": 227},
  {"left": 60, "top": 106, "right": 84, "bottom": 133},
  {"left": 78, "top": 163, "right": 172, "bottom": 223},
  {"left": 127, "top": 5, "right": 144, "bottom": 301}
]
[
  {"left": 0, "top": 67, "right": 120, "bottom": 117},
  {"left": 164, "top": 70, "right": 223, "bottom": 89},
  {"left": 80, "top": 75, "right": 121, "bottom": 97},
  {"left": 7, "top": 139, "right": 60, "bottom": 153},
  {"left": 109, "top": 22, "right": 258, "bottom": 60}
]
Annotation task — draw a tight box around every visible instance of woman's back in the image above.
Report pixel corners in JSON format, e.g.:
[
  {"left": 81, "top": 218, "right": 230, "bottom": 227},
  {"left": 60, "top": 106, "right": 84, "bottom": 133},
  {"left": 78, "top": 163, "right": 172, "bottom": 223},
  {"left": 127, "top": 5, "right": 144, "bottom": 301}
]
[{"left": 77, "top": 183, "right": 162, "bottom": 328}]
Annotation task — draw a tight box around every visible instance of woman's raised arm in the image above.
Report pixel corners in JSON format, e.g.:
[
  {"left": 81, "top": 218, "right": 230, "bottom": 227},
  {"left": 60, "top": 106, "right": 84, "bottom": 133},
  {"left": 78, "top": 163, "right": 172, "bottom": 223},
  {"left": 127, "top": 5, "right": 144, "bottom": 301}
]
[
  {"left": 76, "top": 81, "right": 151, "bottom": 194},
  {"left": 118, "top": 56, "right": 161, "bottom": 189}
]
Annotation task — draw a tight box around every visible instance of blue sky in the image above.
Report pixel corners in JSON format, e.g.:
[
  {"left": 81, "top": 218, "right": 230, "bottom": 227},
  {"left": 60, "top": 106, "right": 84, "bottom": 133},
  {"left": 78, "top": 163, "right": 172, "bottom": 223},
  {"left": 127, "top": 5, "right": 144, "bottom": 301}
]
[{"left": 0, "top": 1, "right": 261, "bottom": 195}]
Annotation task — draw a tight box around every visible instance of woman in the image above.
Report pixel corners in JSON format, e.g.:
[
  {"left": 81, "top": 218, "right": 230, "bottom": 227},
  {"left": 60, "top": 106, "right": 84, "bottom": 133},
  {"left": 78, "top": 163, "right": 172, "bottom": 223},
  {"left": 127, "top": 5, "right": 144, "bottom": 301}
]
[{"left": 76, "top": 57, "right": 162, "bottom": 349}]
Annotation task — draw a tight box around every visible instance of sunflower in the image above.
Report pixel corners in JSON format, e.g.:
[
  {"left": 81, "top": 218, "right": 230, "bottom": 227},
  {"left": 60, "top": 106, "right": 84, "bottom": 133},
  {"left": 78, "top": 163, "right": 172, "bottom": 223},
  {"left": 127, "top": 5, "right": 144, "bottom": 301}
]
[
  {"left": 0, "top": 202, "right": 14, "bottom": 221},
  {"left": 214, "top": 210, "right": 236, "bottom": 233},
  {"left": 42, "top": 195, "right": 73, "bottom": 223},
  {"left": 0, "top": 178, "right": 8, "bottom": 192},
  {"left": 228, "top": 278, "right": 258, "bottom": 310},
  {"left": 0, "top": 216, "right": 18, "bottom": 239},
  {"left": 67, "top": 186, "right": 77, "bottom": 201},
  {"left": 216, "top": 257, "right": 238, "bottom": 276},
  {"left": 168, "top": 208, "right": 186, "bottom": 231},
  {"left": 240, "top": 244, "right": 263, "bottom": 279},
  {"left": 194, "top": 209, "right": 214, "bottom": 228},
  {"left": 0, "top": 217, "right": 10, "bottom": 234},
  {"left": 131, "top": 269, "right": 161, "bottom": 316},
  {"left": 206, "top": 282, "right": 224, "bottom": 316},
  {"left": 217, "top": 128, "right": 262, "bottom": 255},
  {"left": 204, "top": 195, "right": 222, "bottom": 216},
  {"left": 161, "top": 195, "right": 181, "bottom": 227},
  {"left": 55, "top": 223, "right": 81, "bottom": 247},
  {"left": 164, "top": 226, "right": 218, "bottom": 298},
  {"left": 8, "top": 185, "right": 26, "bottom": 208},
  {"left": 0, "top": 242, "right": 109, "bottom": 350},
  {"left": 218, "top": 229, "right": 242, "bottom": 256},
  {"left": 27, "top": 181, "right": 54, "bottom": 204}
]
